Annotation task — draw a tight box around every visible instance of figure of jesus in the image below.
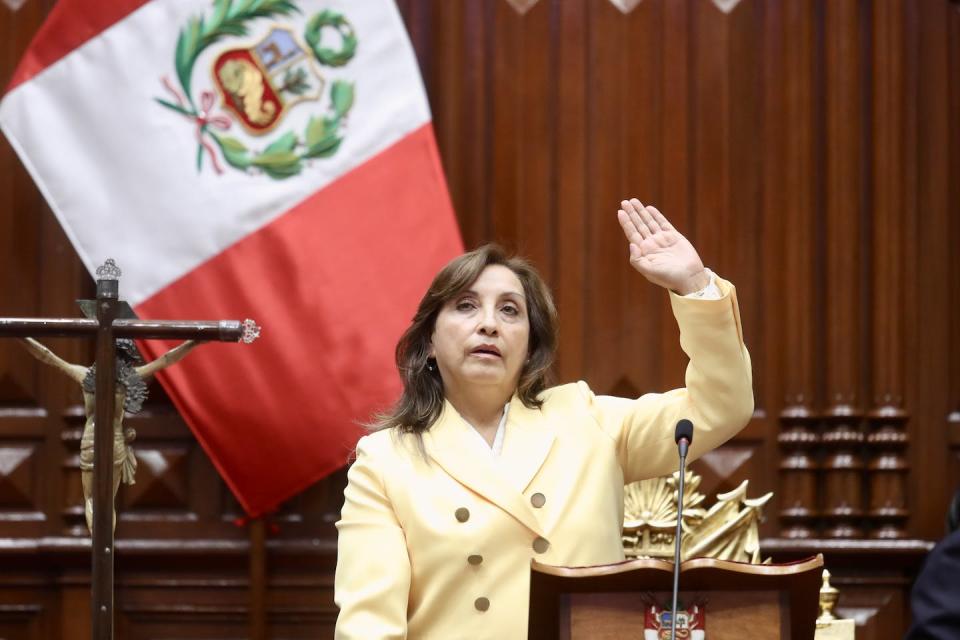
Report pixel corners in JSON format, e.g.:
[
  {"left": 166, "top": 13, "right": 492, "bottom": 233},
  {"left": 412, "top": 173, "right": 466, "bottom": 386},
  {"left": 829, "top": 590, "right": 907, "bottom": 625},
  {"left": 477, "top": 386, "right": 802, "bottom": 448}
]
[{"left": 19, "top": 337, "right": 200, "bottom": 532}]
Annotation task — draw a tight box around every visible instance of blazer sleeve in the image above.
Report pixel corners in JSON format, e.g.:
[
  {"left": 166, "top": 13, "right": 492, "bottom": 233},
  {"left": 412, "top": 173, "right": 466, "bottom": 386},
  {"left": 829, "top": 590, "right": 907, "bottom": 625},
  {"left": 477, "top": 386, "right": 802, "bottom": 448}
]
[
  {"left": 580, "top": 277, "right": 754, "bottom": 484},
  {"left": 334, "top": 434, "right": 411, "bottom": 639}
]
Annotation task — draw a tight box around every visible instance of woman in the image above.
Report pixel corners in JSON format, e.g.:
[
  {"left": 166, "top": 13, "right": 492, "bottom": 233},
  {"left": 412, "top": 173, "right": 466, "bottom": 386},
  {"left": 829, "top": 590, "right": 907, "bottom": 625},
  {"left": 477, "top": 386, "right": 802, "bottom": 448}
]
[{"left": 334, "top": 199, "right": 754, "bottom": 639}]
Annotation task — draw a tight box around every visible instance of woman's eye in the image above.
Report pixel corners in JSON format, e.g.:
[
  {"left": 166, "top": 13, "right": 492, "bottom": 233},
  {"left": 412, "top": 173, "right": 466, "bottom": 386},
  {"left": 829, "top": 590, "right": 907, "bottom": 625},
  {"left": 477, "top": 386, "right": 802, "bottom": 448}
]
[
  {"left": 502, "top": 305, "right": 519, "bottom": 316},
  {"left": 455, "top": 300, "right": 475, "bottom": 312}
]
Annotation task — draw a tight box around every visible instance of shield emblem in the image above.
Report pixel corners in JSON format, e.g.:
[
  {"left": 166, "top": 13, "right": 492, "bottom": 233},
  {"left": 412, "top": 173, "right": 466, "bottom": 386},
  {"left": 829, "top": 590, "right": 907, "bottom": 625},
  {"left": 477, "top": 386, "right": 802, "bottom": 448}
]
[
  {"left": 213, "top": 26, "right": 324, "bottom": 134},
  {"left": 644, "top": 604, "right": 706, "bottom": 639}
]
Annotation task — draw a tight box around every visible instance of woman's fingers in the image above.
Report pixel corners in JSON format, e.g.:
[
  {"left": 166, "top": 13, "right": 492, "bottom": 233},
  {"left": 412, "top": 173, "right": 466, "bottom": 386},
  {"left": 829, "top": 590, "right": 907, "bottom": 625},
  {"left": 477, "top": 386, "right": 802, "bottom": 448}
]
[
  {"left": 621, "top": 199, "right": 652, "bottom": 239},
  {"left": 646, "top": 205, "right": 674, "bottom": 231},
  {"left": 619, "top": 199, "right": 675, "bottom": 262},
  {"left": 617, "top": 208, "right": 642, "bottom": 243},
  {"left": 631, "top": 198, "right": 662, "bottom": 234}
]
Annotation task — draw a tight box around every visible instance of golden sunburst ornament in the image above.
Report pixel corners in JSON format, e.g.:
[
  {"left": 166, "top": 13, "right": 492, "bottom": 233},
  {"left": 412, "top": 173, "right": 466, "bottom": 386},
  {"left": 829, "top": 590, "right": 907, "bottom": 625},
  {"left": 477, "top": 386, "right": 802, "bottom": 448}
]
[{"left": 623, "top": 470, "right": 771, "bottom": 564}]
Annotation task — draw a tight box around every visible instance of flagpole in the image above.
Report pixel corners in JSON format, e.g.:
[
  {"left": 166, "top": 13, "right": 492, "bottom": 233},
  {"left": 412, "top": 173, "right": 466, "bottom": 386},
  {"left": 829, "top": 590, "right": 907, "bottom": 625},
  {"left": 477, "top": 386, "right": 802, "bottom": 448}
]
[{"left": 249, "top": 518, "right": 267, "bottom": 640}]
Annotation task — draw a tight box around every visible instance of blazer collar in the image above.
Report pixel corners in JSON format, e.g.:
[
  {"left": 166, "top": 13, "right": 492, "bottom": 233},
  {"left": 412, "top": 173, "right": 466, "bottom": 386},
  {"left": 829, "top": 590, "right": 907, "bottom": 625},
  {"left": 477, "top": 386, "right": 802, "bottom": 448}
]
[{"left": 423, "top": 395, "right": 556, "bottom": 537}]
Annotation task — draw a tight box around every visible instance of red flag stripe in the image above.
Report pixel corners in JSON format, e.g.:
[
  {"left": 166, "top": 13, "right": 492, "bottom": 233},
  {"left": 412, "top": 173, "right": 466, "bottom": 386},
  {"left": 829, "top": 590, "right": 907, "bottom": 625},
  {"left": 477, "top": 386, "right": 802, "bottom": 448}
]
[
  {"left": 135, "top": 123, "right": 462, "bottom": 516},
  {"left": 7, "top": 0, "right": 150, "bottom": 92}
]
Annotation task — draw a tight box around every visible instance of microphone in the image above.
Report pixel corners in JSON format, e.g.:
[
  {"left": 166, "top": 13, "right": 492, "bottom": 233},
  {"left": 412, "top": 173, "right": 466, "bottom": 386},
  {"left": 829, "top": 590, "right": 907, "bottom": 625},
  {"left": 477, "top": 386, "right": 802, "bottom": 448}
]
[
  {"left": 669, "top": 419, "right": 694, "bottom": 640},
  {"left": 675, "top": 418, "right": 693, "bottom": 456}
]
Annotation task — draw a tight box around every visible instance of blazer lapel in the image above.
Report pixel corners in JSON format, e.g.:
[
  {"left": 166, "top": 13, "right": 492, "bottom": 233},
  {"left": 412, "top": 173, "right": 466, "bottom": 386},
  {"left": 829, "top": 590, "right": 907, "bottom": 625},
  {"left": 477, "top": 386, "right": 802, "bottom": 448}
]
[
  {"left": 498, "top": 395, "right": 556, "bottom": 494},
  {"left": 423, "top": 401, "right": 547, "bottom": 537}
]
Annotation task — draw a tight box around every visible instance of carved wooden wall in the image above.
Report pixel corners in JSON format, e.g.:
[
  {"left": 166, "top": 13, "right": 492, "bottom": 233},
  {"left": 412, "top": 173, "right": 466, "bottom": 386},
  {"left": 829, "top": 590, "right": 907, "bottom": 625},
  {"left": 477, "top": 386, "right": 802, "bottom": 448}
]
[{"left": 2, "top": 0, "right": 959, "bottom": 638}]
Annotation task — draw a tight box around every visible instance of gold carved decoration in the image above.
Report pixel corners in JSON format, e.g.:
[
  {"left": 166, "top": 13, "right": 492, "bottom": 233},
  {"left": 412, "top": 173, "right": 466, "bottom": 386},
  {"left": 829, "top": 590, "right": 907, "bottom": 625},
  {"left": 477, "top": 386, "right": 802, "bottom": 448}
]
[
  {"left": 622, "top": 469, "right": 772, "bottom": 564},
  {"left": 818, "top": 569, "right": 840, "bottom": 622},
  {"left": 623, "top": 471, "right": 855, "bottom": 639},
  {"left": 504, "top": 0, "right": 539, "bottom": 15},
  {"left": 816, "top": 570, "right": 856, "bottom": 639}
]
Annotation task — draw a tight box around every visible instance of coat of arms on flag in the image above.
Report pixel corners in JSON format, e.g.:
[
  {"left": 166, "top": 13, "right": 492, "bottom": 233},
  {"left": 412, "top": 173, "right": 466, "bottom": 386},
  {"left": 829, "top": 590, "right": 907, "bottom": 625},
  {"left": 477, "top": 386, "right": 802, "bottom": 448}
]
[
  {"left": 156, "top": 2, "right": 357, "bottom": 178},
  {"left": 214, "top": 26, "right": 325, "bottom": 132},
  {"left": 643, "top": 602, "right": 707, "bottom": 639}
]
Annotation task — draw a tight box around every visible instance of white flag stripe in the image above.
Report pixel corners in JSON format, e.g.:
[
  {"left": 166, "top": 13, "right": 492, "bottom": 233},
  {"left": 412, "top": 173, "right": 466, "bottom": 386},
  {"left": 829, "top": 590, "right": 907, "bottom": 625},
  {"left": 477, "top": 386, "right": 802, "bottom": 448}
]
[{"left": 0, "top": 0, "right": 430, "bottom": 306}]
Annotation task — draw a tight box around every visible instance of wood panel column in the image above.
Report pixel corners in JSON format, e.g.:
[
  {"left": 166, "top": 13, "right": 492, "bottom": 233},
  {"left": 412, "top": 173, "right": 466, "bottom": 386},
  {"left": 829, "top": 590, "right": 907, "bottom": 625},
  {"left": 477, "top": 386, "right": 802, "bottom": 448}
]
[
  {"left": 901, "top": 0, "right": 947, "bottom": 541},
  {"left": 946, "top": 2, "right": 960, "bottom": 526},
  {"left": 821, "top": 0, "right": 865, "bottom": 540},
  {"left": 553, "top": 0, "right": 587, "bottom": 383},
  {"left": 867, "top": 0, "right": 910, "bottom": 540},
  {"left": 770, "top": 0, "right": 820, "bottom": 538}
]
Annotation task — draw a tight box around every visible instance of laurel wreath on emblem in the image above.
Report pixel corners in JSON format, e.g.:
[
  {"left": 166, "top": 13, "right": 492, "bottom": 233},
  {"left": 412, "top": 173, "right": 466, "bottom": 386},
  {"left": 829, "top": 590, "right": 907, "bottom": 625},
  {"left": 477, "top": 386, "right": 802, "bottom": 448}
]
[{"left": 155, "top": 1, "right": 357, "bottom": 179}]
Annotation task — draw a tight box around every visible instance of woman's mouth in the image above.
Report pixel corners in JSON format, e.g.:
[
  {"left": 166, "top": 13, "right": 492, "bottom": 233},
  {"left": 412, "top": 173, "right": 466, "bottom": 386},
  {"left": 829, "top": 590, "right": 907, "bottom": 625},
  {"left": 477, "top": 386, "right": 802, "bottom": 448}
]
[{"left": 469, "top": 345, "right": 502, "bottom": 358}]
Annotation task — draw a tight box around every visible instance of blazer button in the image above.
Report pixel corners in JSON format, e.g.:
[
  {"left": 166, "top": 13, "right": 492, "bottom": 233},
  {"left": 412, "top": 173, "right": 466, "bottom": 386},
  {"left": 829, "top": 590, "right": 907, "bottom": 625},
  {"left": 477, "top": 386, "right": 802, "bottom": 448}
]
[
  {"left": 475, "top": 597, "right": 490, "bottom": 612},
  {"left": 533, "top": 537, "right": 550, "bottom": 554},
  {"left": 467, "top": 554, "right": 483, "bottom": 565},
  {"left": 530, "top": 492, "right": 546, "bottom": 508},
  {"left": 455, "top": 507, "right": 470, "bottom": 523}
]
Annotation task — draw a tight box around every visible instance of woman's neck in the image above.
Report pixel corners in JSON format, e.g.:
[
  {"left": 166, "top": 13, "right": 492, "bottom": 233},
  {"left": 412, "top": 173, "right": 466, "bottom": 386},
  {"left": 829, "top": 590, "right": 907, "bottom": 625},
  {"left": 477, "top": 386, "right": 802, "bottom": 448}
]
[{"left": 446, "top": 387, "right": 511, "bottom": 434}]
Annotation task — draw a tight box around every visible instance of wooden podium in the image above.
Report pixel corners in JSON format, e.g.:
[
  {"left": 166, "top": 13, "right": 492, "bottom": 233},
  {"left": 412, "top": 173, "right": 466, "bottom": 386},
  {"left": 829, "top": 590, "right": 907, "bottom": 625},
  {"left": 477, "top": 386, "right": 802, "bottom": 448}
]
[{"left": 528, "top": 554, "right": 824, "bottom": 639}]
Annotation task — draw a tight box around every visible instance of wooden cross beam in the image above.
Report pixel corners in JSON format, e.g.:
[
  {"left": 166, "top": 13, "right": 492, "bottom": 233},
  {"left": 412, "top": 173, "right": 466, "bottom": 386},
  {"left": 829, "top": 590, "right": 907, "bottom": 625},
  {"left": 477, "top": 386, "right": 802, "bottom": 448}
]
[{"left": 0, "top": 261, "right": 259, "bottom": 640}]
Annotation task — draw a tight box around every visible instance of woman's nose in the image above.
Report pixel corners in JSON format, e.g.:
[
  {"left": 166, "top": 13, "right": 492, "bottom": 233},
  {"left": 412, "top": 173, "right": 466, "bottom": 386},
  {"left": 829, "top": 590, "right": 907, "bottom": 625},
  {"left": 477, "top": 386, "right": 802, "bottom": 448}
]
[{"left": 477, "top": 307, "right": 498, "bottom": 334}]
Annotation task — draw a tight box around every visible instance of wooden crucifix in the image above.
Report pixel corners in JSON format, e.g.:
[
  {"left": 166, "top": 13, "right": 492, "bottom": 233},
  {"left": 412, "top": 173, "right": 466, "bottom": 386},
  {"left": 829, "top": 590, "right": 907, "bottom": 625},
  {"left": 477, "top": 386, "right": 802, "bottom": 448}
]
[{"left": 0, "top": 259, "right": 260, "bottom": 640}]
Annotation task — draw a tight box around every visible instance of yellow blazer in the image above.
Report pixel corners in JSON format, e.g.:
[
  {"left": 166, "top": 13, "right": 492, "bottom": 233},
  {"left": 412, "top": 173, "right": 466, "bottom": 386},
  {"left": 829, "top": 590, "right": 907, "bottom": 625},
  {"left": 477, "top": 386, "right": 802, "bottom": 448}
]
[{"left": 334, "top": 278, "right": 753, "bottom": 639}]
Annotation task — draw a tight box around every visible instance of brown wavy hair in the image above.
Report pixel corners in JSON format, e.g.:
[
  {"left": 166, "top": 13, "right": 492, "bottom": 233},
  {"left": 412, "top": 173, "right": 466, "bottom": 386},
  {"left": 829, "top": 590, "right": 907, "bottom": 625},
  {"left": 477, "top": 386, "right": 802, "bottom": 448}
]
[{"left": 371, "top": 244, "right": 558, "bottom": 435}]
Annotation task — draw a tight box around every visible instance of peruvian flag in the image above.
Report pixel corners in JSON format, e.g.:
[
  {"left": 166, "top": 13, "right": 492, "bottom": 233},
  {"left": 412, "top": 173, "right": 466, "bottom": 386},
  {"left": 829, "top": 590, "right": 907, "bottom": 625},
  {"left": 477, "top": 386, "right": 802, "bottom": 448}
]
[{"left": 0, "top": 0, "right": 462, "bottom": 516}]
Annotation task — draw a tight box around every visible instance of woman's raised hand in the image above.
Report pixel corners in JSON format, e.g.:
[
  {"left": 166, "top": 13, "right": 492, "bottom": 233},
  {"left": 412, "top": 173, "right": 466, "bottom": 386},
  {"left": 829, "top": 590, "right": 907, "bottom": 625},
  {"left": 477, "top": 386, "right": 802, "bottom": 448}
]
[{"left": 616, "top": 199, "right": 709, "bottom": 295}]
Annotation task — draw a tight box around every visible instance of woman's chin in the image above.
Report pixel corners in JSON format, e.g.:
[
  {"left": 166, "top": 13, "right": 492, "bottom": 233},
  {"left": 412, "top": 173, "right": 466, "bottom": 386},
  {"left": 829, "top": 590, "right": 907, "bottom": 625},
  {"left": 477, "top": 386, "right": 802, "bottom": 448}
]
[
  {"left": 460, "top": 366, "right": 513, "bottom": 386},
  {"left": 464, "top": 372, "right": 506, "bottom": 385}
]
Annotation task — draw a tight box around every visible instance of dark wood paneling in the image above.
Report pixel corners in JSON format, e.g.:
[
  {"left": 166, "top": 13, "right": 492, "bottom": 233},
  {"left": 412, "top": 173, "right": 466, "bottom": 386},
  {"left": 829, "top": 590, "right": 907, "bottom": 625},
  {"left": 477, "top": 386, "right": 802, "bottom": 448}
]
[
  {"left": 823, "top": 0, "right": 863, "bottom": 425},
  {"left": 951, "top": 4, "right": 960, "bottom": 519},
  {"left": 908, "top": 0, "right": 952, "bottom": 539},
  {"left": 657, "top": 0, "right": 692, "bottom": 392},
  {"left": 2, "top": 1, "right": 959, "bottom": 638},
  {"left": 867, "top": 0, "right": 910, "bottom": 541},
  {"left": 764, "top": 538, "right": 931, "bottom": 639},
  {"left": 769, "top": 0, "right": 823, "bottom": 540},
  {"left": 554, "top": 0, "right": 588, "bottom": 382}
]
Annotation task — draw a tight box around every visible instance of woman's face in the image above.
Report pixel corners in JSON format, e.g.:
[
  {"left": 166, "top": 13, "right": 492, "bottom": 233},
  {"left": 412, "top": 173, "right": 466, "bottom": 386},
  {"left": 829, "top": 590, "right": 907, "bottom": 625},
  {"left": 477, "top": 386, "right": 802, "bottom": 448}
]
[{"left": 430, "top": 264, "right": 531, "bottom": 400}]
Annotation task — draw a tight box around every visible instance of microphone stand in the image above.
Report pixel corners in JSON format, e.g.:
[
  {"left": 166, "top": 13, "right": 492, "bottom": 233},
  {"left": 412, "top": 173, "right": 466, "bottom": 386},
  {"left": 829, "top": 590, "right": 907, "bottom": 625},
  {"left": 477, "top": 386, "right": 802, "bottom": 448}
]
[{"left": 670, "top": 437, "right": 689, "bottom": 640}]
